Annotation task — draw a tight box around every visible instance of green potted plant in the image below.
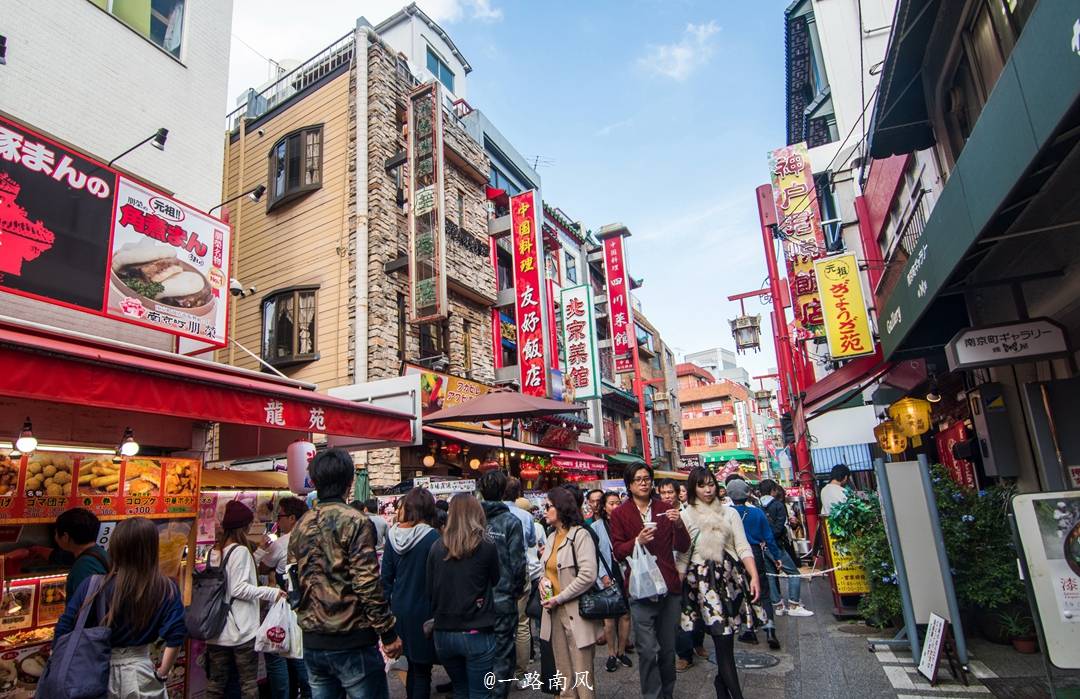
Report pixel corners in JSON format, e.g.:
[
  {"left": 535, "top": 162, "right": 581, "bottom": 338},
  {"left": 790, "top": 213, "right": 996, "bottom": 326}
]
[{"left": 999, "top": 610, "right": 1037, "bottom": 653}]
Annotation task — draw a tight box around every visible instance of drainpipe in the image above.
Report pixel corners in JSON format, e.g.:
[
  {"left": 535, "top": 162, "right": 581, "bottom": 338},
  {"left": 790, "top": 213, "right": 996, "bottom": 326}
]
[{"left": 354, "top": 20, "right": 371, "bottom": 385}]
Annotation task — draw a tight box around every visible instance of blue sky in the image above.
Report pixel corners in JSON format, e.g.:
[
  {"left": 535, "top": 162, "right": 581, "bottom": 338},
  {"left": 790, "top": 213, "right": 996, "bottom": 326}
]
[{"left": 228, "top": 0, "right": 790, "bottom": 379}]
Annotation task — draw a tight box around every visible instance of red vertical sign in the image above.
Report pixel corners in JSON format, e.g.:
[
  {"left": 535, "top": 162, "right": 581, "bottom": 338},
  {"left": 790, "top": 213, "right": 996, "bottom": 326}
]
[
  {"left": 935, "top": 422, "right": 978, "bottom": 491},
  {"left": 510, "top": 191, "right": 548, "bottom": 396},
  {"left": 603, "top": 235, "right": 635, "bottom": 373}
]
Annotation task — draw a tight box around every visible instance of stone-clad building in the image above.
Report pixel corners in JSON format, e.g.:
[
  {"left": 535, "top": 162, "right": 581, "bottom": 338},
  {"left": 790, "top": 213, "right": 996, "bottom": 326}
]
[{"left": 219, "top": 12, "right": 495, "bottom": 484}]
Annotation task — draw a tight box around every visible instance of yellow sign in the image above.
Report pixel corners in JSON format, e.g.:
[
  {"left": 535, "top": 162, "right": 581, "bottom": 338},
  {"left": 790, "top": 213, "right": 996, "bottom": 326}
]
[
  {"left": 825, "top": 520, "right": 870, "bottom": 594},
  {"left": 814, "top": 253, "right": 874, "bottom": 359}
]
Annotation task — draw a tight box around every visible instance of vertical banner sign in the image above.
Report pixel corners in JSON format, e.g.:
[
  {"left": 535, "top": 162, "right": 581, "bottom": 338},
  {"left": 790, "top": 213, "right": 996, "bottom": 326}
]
[
  {"left": 769, "top": 142, "right": 826, "bottom": 340},
  {"left": 560, "top": 284, "right": 600, "bottom": 400},
  {"left": 813, "top": 253, "right": 874, "bottom": 359},
  {"left": 603, "top": 235, "right": 636, "bottom": 373},
  {"left": 934, "top": 422, "right": 978, "bottom": 491},
  {"left": 407, "top": 81, "right": 448, "bottom": 322},
  {"left": 510, "top": 191, "right": 548, "bottom": 397},
  {"left": 734, "top": 400, "right": 751, "bottom": 449}
]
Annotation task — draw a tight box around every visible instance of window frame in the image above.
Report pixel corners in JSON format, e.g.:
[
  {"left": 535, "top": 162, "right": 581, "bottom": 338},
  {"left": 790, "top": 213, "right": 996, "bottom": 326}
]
[
  {"left": 419, "top": 320, "right": 449, "bottom": 360},
  {"left": 261, "top": 285, "right": 320, "bottom": 368},
  {"left": 267, "top": 125, "right": 324, "bottom": 213},
  {"left": 425, "top": 47, "right": 455, "bottom": 93},
  {"left": 462, "top": 320, "right": 473, "bottom": 378},
  {"left": 564, "top": 251, "right": 578, "bottom": 284},
  {"left": 88, "top": 0, "right": 186, "bottom": 61},
  {"left": 396, "top": 292, "right": 408, "bottom": 361}
]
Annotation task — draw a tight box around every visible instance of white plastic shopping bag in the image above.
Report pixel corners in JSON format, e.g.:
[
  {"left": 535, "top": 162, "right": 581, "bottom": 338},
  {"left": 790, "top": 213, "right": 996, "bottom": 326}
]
[
  {"left": 255, "top": 599, "right": 293, "bottom": 655},
  {"left": 282, "top": 604, "right": 303, "bottom": 660},
  {"left": 627, "top": 541, "right": 668, "bottom": 600}
]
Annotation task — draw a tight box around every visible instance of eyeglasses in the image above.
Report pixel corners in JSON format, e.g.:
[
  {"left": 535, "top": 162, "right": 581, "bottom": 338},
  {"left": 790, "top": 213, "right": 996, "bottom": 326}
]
[
  {"left": 631, "top": 477, "right": 652, "bottom": 485},
  {"left": 544, "top": 503, "right": 554, "bottom": 510}
]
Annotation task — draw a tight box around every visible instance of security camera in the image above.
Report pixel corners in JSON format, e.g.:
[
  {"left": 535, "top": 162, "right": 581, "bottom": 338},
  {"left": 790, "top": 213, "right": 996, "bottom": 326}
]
[
  {"left": 230, "top": 278, "right": 257, "bottom": 298},
  {"left": 257, "top": 128, "right": 265, "bottom": 137}
]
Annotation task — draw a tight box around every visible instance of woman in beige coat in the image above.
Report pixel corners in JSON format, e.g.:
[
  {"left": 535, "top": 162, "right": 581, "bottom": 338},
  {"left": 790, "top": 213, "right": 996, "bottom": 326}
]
[{"left": 539, "top": 487, "right": 602, "bottom": 699}]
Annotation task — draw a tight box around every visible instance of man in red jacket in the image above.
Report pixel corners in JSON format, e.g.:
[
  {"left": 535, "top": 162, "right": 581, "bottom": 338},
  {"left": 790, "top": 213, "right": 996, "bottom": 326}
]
[{"left": 609, "top": 463, "right": 690, "bottom": 699}]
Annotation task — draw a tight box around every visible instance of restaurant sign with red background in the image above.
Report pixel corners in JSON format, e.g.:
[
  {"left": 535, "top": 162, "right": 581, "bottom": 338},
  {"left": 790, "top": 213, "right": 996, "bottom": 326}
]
[
  {"left": 935, "top": 422, "right": 978, "bottom": 491},
  {"left": 510, "top": 191, "right": 548, "bottom": 397},
  {"left": 0, "top": 115, "right": 231, "bottom": 346},
  {"left": 602, "top": 234, "right": 635, "bottom": 373}
]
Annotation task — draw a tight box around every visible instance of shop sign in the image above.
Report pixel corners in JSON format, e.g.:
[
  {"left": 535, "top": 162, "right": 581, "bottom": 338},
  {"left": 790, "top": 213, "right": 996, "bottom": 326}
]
[
  {"left": 602, "top": 234, "right": 636, "bottom": 373},
  {"left": 734, "top": 401, "right": 751, "bottom": 449},
  {"left": 769, "top": 142, "right": 826, "bottom": 339},
  {"left": 407, "top": 81, "right": 448, "bottom": 322},
  {"left": 553, "top": 456, "right": 605, "bottom": 473},
  {"left": 824, "top": 520, "right": 869, "bottom": 594},
  {"left": 510, "top": 190, "right": 549, "bottom": 397},
  {"left": 0, "top": 115, "right": 232, "bottom": 346},
  {"left": 935, "top": 422, "right": 978, "bottom": 491},
  {"left": 559, "top": 284, "right": 600, "bottom": 400},
  {"left": 945, "top": 318, "right": 1069, "bottom": 371},
  {"left": 814, "top": 253, "right": 874, "bottom": 359},
  {"left": 679, "top": 454, "right": 701, "bottom": 471},
  {"left": 428, "top": 479, "right": 476, "bottom": 495}
]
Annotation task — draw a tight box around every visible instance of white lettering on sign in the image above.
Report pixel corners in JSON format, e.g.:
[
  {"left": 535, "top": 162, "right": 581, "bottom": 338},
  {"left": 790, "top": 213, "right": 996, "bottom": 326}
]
[
  {"left": 308, "top": 407, "right": 326, "bottom": 431},
  {"left": 917, "top": 279, "right": 928, "bottom": 298},
  {"left": 886, "top": 307, "right": 903, "bottom": 335},
  {"left": 264, "top": 400, "right": 286, "bottom": 426},
  {"left": 906, "top": 244, "right": 928, "bottom": 288}
]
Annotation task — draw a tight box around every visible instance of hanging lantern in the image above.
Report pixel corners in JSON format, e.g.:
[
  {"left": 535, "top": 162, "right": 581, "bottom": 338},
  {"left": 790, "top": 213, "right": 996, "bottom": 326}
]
[
  {"left": 754, "top": 390, "right": 772, "bottom": 410},
  {"left": 729, "top": 314, "right": 762, "bottom": 354},
  {"left": 874, "top": 420, "right": 908, "bottom": 455},
  {"left": 888, "top": 397, "right": 933, "bottom": 437},
  {"left": 469, "top": 457, "right": 481, "bottom": 471},
  {"left": 480, "top": 459, "right": 501, "bottom": 472},
  {"left": 520, "top": 464, "right": 540, "bottom": 485},
  {"left": 445, "top": 443, "right": 462, "bottom": 457}
]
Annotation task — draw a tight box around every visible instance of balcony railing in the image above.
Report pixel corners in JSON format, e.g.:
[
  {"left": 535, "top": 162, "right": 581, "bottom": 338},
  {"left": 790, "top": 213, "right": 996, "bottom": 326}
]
[
  {"left": 681, "top": 412, "right": 735, "bottom": 430},
  {"left": 898, "top": 187, "right": 932, "bottom": 256}
]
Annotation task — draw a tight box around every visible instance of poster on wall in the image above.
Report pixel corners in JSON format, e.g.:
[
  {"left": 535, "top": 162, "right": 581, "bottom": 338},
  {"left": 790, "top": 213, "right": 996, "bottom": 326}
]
[
  {"left": 510, "top": 190, "right": 549, "bottom": 397},
  {"left": 559, "top": 284, "right": 600, "bottom": 400},
  {"left": 407, "top": 81, "right": 448, "bottom": 322}
]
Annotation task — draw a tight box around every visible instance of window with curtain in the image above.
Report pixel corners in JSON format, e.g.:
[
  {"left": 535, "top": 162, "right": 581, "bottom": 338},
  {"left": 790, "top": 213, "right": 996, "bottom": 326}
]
[
  {"left": 261, "top": 287, "right": 318, "bottom": 367},
  {"left": 90, "top": 0, "right": 185, "bottom": 59},
  {"left": 267, "top": 126, "right": 323, "bottom": 211}
]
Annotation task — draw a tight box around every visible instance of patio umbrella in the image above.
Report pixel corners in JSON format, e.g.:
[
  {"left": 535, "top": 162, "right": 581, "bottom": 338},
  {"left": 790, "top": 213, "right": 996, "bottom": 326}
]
[{"left": 423, "top": 391, "right": 587, "bottom": 464}]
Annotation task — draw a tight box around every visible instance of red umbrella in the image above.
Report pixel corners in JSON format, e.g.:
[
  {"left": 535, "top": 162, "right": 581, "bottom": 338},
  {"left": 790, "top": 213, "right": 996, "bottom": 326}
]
[{"left": 424, "top": 390, "right": 587, "bottom": 465}]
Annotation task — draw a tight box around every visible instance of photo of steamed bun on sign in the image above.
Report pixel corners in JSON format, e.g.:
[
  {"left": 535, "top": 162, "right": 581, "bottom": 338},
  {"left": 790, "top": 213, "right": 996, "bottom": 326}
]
[{"left": 107, "top": 177, "right": 231, "bottom": 346}]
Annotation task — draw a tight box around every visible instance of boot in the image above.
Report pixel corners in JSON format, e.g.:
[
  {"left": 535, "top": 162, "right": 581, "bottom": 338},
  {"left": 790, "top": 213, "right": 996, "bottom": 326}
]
[
  {"left": 737, "top": 629, "right": 758, "bottom": 645},
  {"left": 766, "top": 627, "right": 780, "bottom": 650}
]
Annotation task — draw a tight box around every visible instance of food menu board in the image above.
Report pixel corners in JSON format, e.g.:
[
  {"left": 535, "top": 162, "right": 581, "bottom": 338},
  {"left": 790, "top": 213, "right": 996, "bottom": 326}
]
[
  {"left": 0, "top": 451, "right": 200, "bottom": 523},
  {"left": 33, "top": 578, "right": 65, "bottom": 626},
  {"left": 0, "top": 586, "right": 35, "bottom": 635},
  {"left": 0, "top": 641, "right": 50, "bottom": 698}
]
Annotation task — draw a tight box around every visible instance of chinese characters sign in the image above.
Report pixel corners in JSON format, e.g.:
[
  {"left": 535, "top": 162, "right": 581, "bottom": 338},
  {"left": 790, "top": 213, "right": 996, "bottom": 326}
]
[
  {"left": 813, "top": 253, "right": 874, "bottom": 359},
  {"left": 945, "top": 318, "right": 1068, "bottom": 371},
  {"left": 559, "top": 284, "right": 600, "bottom": 400},
  {"left": 510, "top": 190, "right": 548, "bottom": 397},
  {"left": 602, "top": 234, "right": 635, "bottom": 374},
  {"left": 407, "top": 81, "right": 448, "bottom": 322},
  {"left": 769, "top": 142, "right": 826, "bottom": 339},
  {"left": 0, "top": 116, "right": 233, "bottom": 346},
  {"left": 109, "top": 178, "right": 231, "bottom": 344},
  {"left": 734, "top": 400, "right": 751, "bottom": 449}
]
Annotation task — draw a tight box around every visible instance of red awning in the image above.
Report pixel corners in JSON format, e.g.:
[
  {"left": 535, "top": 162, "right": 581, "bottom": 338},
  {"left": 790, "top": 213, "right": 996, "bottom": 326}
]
[
  {"left": 553, "top": 449, "right": 607, "bottom": 472},
  {"left": 0, "top": 318, "right": 414, "bottom": 442},
  {"left": 803, "top": 346, "right": 892, "bottom": 414},
  {"left": 422, "top": 426, "right": 555, "bottom": 455}
]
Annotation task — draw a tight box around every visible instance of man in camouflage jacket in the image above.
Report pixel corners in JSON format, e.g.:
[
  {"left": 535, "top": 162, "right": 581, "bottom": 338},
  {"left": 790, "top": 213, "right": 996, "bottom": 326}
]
[{"left": 289, "top": 449, "right": 401, "bottom": 697}]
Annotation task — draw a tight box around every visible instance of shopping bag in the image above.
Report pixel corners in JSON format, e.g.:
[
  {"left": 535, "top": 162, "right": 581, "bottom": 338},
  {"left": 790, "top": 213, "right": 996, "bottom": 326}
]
[
  {"left": 255, "top": 599, "right": 293, "bottom": 655},
  {"left": 282, "top": 604, "right": 303, "bottom": 660},
  {"left": 627, "top": 541, "right": 668, "bottom": 600}
]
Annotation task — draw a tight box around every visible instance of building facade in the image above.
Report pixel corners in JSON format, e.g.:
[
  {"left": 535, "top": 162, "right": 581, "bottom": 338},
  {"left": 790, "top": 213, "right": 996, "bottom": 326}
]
[{"left": 677, "top": 363, "right": 762, "bottom": 475}]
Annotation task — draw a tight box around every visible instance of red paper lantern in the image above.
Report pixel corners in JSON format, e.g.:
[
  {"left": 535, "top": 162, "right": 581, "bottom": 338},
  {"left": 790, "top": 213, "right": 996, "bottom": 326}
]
[
  {"left": 480, "top": 459, "right": 501, "bottom": 472},
  {"left": 520, "top": 466, "right": 540, "bottom": 482}
]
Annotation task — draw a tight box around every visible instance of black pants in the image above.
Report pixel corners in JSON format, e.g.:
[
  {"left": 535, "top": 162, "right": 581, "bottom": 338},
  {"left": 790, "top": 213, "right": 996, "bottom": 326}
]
[
  {"left": 676, "top": 618, "right": 705, "bottom": 660},
  {"left": 751, "top": 548, "right": 775, "bottom": 624},
  {"left": 492, "top": 612, "right": 518, "bottom": 698},
  {"left": 405, "top": 660, "right": 433, "bottom": 699},
  {"left": 712, "top": 634, "right": 742, "bottom": 699}
]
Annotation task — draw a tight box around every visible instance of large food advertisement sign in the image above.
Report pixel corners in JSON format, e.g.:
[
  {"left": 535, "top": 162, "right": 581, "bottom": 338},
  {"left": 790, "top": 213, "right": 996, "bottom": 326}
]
[
  {"left": 559, "top": 284, "right": 600, "bottom": 400},
  {"left": 0, "top": 115, "right": 231, "bottom": 346},
  {"left": 769, "top": 142, "right": 826, "bottom": 341},
  {"left": 0, "top": 449, "right": 199, "bottom": 523},
  {"left": 602, "top": 233, "right": 635, "bottom": 373},
  {"left": 407, "top": 81, "right": 448, "bottom": 322},
  {"left": 510, "top": 190, "right": 549, "bottom": 397},
  {"left": 813, "top": 253, "right": 874, "bottom": 359}
]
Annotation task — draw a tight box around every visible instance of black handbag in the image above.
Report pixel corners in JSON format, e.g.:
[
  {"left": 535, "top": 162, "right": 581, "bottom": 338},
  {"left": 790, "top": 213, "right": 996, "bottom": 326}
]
[
  {"left": 570, "top": 529, "right": 629, "bottom": 620},
  {"left": 526, "top": 579, "right": 542, "bottom": 620}
]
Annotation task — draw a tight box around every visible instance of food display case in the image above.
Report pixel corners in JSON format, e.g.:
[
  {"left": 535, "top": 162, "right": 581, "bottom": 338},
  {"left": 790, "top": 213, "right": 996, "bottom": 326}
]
[{"left": 0, "top": 448, "right": 200, "bottom": 698}]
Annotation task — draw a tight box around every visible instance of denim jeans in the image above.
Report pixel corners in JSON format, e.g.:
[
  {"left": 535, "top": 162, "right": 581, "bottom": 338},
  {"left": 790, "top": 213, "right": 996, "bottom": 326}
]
[
  {"left": 434, "top": 629, "right": 497, "bottom": 699},
  {"left": 675, "top": 617, "right": 705, "bottom": 661},
  {"left": 766, "top": 548, "right": 801, "bottom": 605},
  {"left": 266, "top": 651, "right": 312, "bottom": 699},
  {"left": 304, "top": 646, "right": 388, "bottom": 699}
]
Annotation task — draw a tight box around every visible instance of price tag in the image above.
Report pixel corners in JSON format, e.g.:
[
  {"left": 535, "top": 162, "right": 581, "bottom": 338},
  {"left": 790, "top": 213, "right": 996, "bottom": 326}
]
[{"left": 97, "top": 521, "right": 115, "bottom": 550}]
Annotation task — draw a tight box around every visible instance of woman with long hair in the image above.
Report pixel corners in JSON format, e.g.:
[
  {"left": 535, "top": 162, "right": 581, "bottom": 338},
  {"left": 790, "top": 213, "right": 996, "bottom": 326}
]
[
  {"left": 677, "top": 467, "right": 764, "bottom": 699},
  {"left": 54, "top": 517, "right": 186, "bottom": 697},
  {"left": 590, "top": 491, "right": 632, "bottom": 673},
  {"left": 426, "top": 494, "right": 500, "bottom": 699},
  {"left": 381, "top": 487, "right": 441, "bottom": 699},
  {"left": 205, "top": 501, "right": 285, "bottom": 699},
  {"left": 540, "top": 487, "right": 602, "bottom": 699}
]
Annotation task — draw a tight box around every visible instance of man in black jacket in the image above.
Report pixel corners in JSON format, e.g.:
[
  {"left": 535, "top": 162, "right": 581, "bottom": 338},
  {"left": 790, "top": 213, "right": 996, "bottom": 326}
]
[
  {"left": 759, "top": 479, "right": 813, "bottom": 617},
  {"left": 478, "top": 470, "right": 527, "bottom": 694}
]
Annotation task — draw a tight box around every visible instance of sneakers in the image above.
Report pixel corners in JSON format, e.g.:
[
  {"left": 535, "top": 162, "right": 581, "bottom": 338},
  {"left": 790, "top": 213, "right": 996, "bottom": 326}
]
[
  {"left": 676, "top": 658, "right": 692, "bottom": 672},
  {"left": 774, "top": 603, "right": 786, "bottom": 616},
  {"left": 605, "top": 656, "right": 619, "bottom": 673},
  {"left": 786, "top": 604, "right": 815, "bottom": 617},
  {"left": 617, "top": 654, "right": 633, "bottom": 668}
]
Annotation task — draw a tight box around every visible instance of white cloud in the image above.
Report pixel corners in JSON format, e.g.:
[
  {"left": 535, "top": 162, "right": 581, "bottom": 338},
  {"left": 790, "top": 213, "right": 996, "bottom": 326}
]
[
  {"left": 469, "top": 0, "right": 503, "bottom": 22},
  {"left": 638, "top": 21, "right": 720, "bottom": 81},
  {"left": 595, "top": 118, "right": 633, "bottom": 137}
]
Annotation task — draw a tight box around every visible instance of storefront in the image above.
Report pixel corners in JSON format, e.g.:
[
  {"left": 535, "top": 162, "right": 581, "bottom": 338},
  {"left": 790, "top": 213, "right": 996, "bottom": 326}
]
[{"left": 0, "top": 317, "right": 417, "bottom": 697}]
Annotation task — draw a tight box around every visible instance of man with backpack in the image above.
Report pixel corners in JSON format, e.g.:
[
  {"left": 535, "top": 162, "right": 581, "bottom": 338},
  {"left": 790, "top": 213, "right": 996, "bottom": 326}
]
[
  {"left": 289, "top": 449, "right": 401, "bottom": 698},
  {"left": 759, "top": 479, "right": 812, "bottom": 617}
]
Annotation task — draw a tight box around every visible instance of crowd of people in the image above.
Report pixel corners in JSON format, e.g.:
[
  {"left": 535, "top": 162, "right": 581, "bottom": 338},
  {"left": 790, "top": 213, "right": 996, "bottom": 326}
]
[{"left": 50, "top": 448, "right": 815, "bottom": 699}]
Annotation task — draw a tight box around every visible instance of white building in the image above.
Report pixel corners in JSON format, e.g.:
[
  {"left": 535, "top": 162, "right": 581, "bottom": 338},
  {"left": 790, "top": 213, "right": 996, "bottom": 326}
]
[
  {"left": 374, "top": 3, "right": 472, "bottom": 102},
  {"left": 685, "top": 346, "right": 751, "bottom": 386},
  {"left": 0, "top": 0, "right": 233, "bottom": 348}
]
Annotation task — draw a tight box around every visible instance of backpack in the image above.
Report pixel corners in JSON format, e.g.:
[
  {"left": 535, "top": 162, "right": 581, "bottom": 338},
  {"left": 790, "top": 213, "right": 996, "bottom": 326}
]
[
  {"left": 184, "top": 545, "right": 239, "bottom": 641},
  {"left": 38, "top": 575, "right": 111, "bottom": 699}
]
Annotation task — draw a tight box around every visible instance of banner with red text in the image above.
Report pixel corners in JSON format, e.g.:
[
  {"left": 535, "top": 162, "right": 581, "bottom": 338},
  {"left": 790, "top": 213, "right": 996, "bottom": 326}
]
[
  {"left": 813, "top": 253, "right": 874, "bottom": 359},
  {"left": 510, "top": 191, "right": 548, "bottom": 396},
  {"left": 559, "top": 284, "right": 600, "bottom": 400},
  {"left": 602, "top": 234, "right": 635, "bottom": 373}
]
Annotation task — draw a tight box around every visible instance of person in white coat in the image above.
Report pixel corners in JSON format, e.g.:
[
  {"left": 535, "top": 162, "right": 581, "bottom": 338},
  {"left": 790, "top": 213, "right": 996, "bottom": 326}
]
[{"left": 205, "top": 501, "right": 284, "bottom": 699}]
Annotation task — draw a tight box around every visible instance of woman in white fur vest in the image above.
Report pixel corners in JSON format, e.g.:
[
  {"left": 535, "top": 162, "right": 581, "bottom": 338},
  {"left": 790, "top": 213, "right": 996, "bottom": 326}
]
[{"left": 675, "top": 467, "right": 766, "bottom": 699}]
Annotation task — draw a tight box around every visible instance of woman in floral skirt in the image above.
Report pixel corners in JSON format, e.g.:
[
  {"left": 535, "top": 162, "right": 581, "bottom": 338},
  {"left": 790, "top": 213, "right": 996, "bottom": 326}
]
[{"left": 676, "top": 467, "right": 765, "bottom": 699}]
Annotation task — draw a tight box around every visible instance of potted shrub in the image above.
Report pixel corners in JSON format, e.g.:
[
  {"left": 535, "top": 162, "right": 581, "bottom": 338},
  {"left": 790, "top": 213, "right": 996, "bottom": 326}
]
[{"left": 999, "top": 610, "right": 1038, "bottom": 653}]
